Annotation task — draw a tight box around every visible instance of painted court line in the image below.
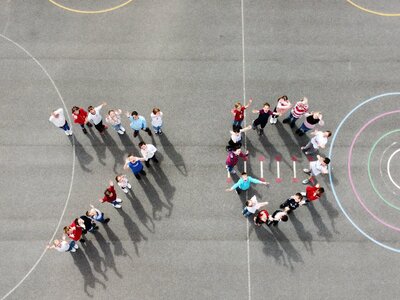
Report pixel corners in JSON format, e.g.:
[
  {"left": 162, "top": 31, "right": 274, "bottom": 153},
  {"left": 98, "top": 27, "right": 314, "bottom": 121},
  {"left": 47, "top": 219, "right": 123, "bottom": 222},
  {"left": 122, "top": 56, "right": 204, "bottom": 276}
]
[{"left": 0, "top": 34, "right": 76, "bottom": 300}]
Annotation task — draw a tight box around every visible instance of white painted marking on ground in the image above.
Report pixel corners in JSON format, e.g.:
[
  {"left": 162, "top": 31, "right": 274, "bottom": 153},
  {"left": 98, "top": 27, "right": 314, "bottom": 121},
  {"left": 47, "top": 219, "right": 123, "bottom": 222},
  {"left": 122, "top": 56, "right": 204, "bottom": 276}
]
[
  {"left": 277, "top": 161, "right": 280, "bottom": 179},
  {"left": 0, "top": 33, "right": 76, "bottom": 300},
  {"left": 260, "top": 161, "right": 263, "bottom": 179},
  {"left": 387, "top": 148, "right": 400, "bottom": 190},
  {"left": 293, "top": 160, "right": 296, "bottom": 178}
]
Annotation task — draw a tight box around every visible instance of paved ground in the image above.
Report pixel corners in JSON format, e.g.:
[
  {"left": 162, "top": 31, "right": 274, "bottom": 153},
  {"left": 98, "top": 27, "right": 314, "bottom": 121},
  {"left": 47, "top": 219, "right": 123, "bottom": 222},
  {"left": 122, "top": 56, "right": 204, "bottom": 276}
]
[{"left": 1, "top": 0, "right": 400, "bottom": 299}]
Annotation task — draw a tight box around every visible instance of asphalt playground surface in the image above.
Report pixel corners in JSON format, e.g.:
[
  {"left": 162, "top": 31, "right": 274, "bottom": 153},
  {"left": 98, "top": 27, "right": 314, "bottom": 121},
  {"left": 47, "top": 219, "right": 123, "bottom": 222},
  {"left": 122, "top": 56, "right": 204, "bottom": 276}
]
[{"left": 1, "top": 1, "right": 400, "bottom": 299}]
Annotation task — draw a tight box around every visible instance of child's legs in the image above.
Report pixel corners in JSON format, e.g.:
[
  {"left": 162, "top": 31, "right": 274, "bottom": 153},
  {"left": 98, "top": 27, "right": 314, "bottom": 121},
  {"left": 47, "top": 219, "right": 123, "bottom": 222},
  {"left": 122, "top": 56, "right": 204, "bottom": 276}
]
[
  {"left": 61, "top": 121, "right": 70, "bottom": 131},
  {"left": 95, "top": 122, "right": 105, "bottom": 132}
]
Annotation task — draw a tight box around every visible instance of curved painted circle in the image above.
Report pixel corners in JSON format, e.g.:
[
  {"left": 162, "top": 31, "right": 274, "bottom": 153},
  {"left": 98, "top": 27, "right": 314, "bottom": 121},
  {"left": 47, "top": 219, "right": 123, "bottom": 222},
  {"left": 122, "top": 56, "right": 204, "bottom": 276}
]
[
  {"left": 48, "top": 0, "right": 133, "bottom": 14},
  {"left": 378, "top": 142, "right": 400, "bottom": 196},
  {"left": 387, "top": 148, "right": 400, "bottom": 190},
  {"left": 348, "top": 111, "right": 400, "bottom": 231},
  {"left": 346, "top": 0, "right": 400, "bottom": 17},
  {"left": 368, "top": 129, "right": 400, "bottom": 210},
  {"left": 0, "top": 34, "right": 76, "bottom": 299},
  {"left": 329, "top": 92, "right": 400, "bottom": 253}
]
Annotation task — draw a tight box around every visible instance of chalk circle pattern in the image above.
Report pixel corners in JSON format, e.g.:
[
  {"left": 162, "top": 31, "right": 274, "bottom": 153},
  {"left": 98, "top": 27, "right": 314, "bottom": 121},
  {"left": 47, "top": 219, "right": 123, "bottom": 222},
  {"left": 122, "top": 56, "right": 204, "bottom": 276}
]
[
  {"left": 48, "top": 0, "right": 133, "bottom": 14},
  {"left": 329, "top": 93, "right": 400, "bottom": 253},
  {"left": 346, "top": 0, "right": 400, "bottom": 17}
]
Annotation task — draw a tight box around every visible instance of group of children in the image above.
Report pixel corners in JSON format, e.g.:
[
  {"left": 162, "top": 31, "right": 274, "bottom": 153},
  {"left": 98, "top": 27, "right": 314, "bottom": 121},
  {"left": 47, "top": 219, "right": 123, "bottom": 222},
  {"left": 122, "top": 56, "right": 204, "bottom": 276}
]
[
  {"left": 225, "top": 95, "right": 331, "bottom": 227},
  {"left": 47, "top": 103, "right": 163, "bottom": 253}
]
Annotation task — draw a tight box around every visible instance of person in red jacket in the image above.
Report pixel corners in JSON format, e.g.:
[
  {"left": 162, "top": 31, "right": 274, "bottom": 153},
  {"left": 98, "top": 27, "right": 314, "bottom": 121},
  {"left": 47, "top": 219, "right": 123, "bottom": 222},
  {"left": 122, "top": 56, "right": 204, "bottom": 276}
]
[
  {"left": 64, "top": 219, "right": 85, "bottom": 243},
  {"left": 301, "top": 184, "right": 325, "bottom": 204},
  {"left": 71, "top": 106, "right": 93, "bottom": 134},
  {"left": 254, "top": 209, "right": 270, "bottom": 226},
  {"left": 99, "top": 180, "right": 123, "bottom": 209}
]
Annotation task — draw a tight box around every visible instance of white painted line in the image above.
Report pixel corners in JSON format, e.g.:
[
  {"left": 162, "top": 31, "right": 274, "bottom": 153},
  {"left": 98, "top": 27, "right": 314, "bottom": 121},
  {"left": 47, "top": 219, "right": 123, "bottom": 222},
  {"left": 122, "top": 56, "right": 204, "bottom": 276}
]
[
  {"left": 387, "top": 148, "right": 400, "bottom": 190},
  {"left": 0, "top": 34, "right": 76, "bottom": 300},
  {"left": 293, "top": 160, "right": 297, "bottom": 178},
  {"left": 277, "top": 161, "right": 280, "bottom": 179},
  {"left": 240, "top": 0, "right": 251, "bottom": 298},
  {"left": 260, "top": 161, "right": 263, "bottom": 179}
]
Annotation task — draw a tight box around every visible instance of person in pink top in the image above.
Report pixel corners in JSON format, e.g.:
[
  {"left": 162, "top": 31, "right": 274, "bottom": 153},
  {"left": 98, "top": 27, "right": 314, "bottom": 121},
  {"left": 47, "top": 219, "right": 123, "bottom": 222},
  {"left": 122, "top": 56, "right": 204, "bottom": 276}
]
[
  {"left": 270, "top": 95, "right": 292, "bottom": 124},
  {"left": 282, "top": 97, "right": 309, "bottom": 128}
]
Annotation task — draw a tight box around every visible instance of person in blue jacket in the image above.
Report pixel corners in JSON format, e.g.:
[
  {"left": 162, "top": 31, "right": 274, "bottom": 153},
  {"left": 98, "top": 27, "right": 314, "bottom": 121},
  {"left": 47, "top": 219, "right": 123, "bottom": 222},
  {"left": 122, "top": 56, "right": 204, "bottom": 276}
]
[
  {"left": 226, "top": 172, "right": 269, "bottom": 194},
  {"left": 126, "top": 110, "right": 152, "bottom": 138}
]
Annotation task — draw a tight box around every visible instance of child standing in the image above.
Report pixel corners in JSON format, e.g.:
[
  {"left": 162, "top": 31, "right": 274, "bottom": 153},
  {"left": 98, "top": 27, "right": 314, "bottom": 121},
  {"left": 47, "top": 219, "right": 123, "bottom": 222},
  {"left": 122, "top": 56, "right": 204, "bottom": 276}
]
[
  {"left": 126, "top": 111, "right": 152, "bottom": 138},
  {"left": 267, "top": 210, "right": 288, "bottom": 226},
  {"left": 151, "top": 107, "right": 163, "bottom": 135},
  {"left": 105, "top": 109, "right": 125, "bottom": 135},
  {"left": 251, "top": 102, "right": 277, "bottom": 135},
  {"left": 49, "top": 108, "right": 72, "bottom": 136},
  {"left": 231, "top": 99, "right": 252, "bottom": 129},
  {"left": 301, "top": 130, "right": 332, "bottom": 155},
  {"left": 253, "top": 209, "right": 270, "bottom": 226},
  {"left": 242, "top": 195, "right": 269, "bottom": 217},
  {"left": 296, "top": 111, "right": 324, "bottom": 136},
  {"left": 99, "top": 181, "right": 123, "bottom": 208},
  {"left": 87, "top": 102, "right": 108, "bottom": 134},
  {"left": 139, "top": 142, "right": 159, "bottom": 167},
  {"left": 47, "top": 235, "right": 79, "bottom": 253},
  {"left": 301, "top": 184, "right": 325, "bottom": 204},
  {"left": 282, "top": 97, "right": 309, "bottom": 128},
  {"left": 226, "top": 148, "right": 248, "bottom": 174},
  {"left": 226, "top": 125, "right": 252, "bottom": 151},
  {"left": 71, "top": 106, "right": 93, "bottom": 134},
  {"left": 63, "top": 219, "right": 85, "bottom": 243},
  {"left": 86, "top": 205, "right": 110, "bottom": 224},
  {"left": 124, "top": 154, "right": 147, "bottom": 179},
  {"left": 226, "top": 172, "right": 269, "bottom": 195},
  {"left": 302, "top": 155, "right": 330, "bottom": 185},
  {"left": 115, "top": 174, "right": 132, "bottom": 194},
  {"left": 279, "top": 193, "right": 304, "bottom": 213},
  {"left": 270, "top": 95, "right": 292, "bottom": 124}
]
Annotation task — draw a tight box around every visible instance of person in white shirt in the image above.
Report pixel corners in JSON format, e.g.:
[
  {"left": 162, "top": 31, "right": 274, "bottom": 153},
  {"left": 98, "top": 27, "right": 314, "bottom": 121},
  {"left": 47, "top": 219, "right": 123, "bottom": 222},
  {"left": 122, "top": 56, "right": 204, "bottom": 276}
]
[
  {"left": 47, "top": 235, "right": 78, "bottom": 253},
  {"left": 115, "top": 174, "right": 132, "bottom": 194},
  {"left": 303, "top": 154, "right": 330, "bottom": 185},
  {"left": 139, "top": 142, "right": 159, "bottom": 167},
  {"left": 151, "top": 107, "right": 163, "bottom": 135},
  {"left": 87, "top": 102, "right": 108, "bottom": 134},
  {"left": 49, "top": 108, "right": 72, "bottom": 136},
  {"left": 301, "top": 130, "right": 332, "bottom": 155},
  {"left": 242, "top": 195, "right": 269, "bottom": 217}
]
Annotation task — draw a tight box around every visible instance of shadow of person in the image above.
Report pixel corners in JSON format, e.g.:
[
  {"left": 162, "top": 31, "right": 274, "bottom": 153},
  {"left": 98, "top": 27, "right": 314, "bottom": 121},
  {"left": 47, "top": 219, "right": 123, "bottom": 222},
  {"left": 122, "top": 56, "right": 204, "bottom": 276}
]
[
  {"left": 148, "top": 162, "right": 176, "bottom": 208},
  {"left": 73, "top": 136, "right": 94, "bottom": 173},
  {"left": 86, "top": 128, "right": 107, "bottom": 166},
  {"left": 102, "top": 223, "right": 131, "bottom": 259},
  {"left": 318, "top": 194, "right": 340, "bottom": 234},
  {"left": 118, "top": 132, "right": 140, "bottom": 156},
  {"left": 305, "top": 203, "right": 333, "bottom": 241},
  {"left": 71, "top": 248, "right": 106, "bottom": 297},
  {"left": 275, "top": 121, "right": 304, "bottom": 160},
  {"left": 258, "top": 134, "right": 291, "bottom": 171},
  {"left": 117, "top": 209, "right": 147, "bottom": 256},
  {"left": 126, "top": 190, "right": 155, "bottom": 233},
  {"left": 81, "top": 239, "right": 108, "bottom": 281},
  {"left": 93, "top": 231, "right": 123, "bottom": 278},
  {"left": 251, "top": 224, "right": 285, "bottom": 266},
  {"left": 139, "top": 177, "right": 172, "bottom": 220},
  {"left": 100, "top": 131, "right": 125, "bottom": 174},
  {"left": 269, "top": 225, "right": 303, "bottom": 270},
  {"left": 289, "top": 212, "right": 314, "bottom": 254},
  {"left": 158, "top": 133, "right": 188, "bottom": 176}
]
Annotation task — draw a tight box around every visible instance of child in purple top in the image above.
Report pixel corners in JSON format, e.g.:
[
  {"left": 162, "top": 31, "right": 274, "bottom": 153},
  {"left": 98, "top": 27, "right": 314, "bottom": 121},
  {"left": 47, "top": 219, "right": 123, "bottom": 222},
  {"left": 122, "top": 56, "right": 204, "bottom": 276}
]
[{"left": 226, "top": 148, "right": 249, "bottom": 174}]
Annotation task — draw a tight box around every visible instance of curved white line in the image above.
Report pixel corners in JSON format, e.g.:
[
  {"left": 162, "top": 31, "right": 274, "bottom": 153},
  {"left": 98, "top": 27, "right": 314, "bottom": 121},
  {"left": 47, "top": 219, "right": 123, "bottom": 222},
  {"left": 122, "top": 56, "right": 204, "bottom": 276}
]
[
  {"left": 0, "top": 34, "right": 76, "bottom": 300},
  {"left": 387, "top": 148, "right": 400, "bottom": 190},
  {"left": 379, "top": 142, "right": 400, "bottom": 196}
]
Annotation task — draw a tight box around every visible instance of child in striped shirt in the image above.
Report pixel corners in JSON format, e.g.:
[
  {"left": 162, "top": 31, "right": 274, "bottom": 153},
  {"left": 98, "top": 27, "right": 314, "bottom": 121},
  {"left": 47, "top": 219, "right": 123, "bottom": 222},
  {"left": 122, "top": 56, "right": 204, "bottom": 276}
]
[{"left": 282, "top": 97, "right": 309, "bottom": 128}]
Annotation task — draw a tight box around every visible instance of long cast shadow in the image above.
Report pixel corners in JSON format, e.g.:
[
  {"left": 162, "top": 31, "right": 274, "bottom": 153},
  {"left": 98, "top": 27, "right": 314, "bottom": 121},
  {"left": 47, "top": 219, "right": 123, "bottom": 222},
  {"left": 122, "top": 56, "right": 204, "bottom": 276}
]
[
  {"left": 81, "top": 239, "right": 108, "bottom": 281},
  {"left": 71, "top": 249, "right": 106, "bottom": 297},
  {"left": 318, "top": 194, "right": 340, "bottom": 234},
  {"left": 73, "top": 137, "right": 94, "bottom": 172},
  {"left": 158, "top": 133, "right": 188, "bottom": 176},
  {"left": 289, "top": 213, "right": 314, "bottom": 254},
  {"left": 139, "top": 177, "right": 172, "bottom": 220},
  {"left": 275, "top": 121, "right": 304, "bottom": 160},
  {"left": 258, "top": 134, "right": 291, "bottom": 171},
  {"left": 118, "top": 132, "right": 140, "bottom": 156},
  {"left": 149, "top": 162, "right": 176, "bottom": 208},
  {"left": 251, "top": 224, "right": 285, "bottom": 266},
  {"left": 87, "top": 129, "right": 107, "bottom": 166},
  {"left": 100, "top": 131, "right": 125, "bottom": 174},
  {"left": 94, "top": 231, "right": 123, "bottom": 278},
  {"left": 269, "top": 225, "right": 303, "bottom": 270},
  {"left": 102, "top": 222, "right": 131, "bottom": 259},
  {"left": 126, "top": 190, "right": 155, "bottom": 233},
  {"left": 117, "top": 209, "right": 147, "bottom": 256},
  {"left": 306, "top": 203, "right": 333, "bottom": 241}
]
